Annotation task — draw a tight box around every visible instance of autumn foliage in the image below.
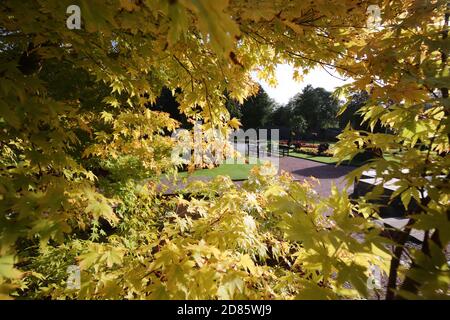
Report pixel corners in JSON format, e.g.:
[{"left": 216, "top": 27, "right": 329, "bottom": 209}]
[{"left": 0, "top": 0, "right": 448, "bottom": 299}]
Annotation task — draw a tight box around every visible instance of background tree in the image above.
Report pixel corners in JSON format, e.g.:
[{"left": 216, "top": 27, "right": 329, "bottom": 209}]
[
  {"left": 267, "top": 105, "right": 292, "bottom": 128},
  {"left": 338, "top": 91, "right": 370, "bottom": 130},
  {"left": 238, "top": 85, "right": 275, "bottom": 129},
  {"left": 289, "top": 114, "right": 308, "bottom": 138},
  {"left": 338, "top": 90, "right": 384, "bottom": 134},
  {"left": 151, "top": 87, "right": 190, "bottom": 128},
  {"left": 225, "top": 93, "right": 242, "bottom": 121},
  {"left": 287, "top": 85, "right": 340, "bottom": 133}
]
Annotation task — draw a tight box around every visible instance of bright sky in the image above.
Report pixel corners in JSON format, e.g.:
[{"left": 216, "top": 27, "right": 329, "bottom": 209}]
[{"left": 254, "top": 64, "right": 353, "bottom": 105}]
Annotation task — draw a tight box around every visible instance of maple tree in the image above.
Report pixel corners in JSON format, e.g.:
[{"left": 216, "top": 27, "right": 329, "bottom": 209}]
[{"left": 0, "top": 0, "right": 448, "bottom": 299}]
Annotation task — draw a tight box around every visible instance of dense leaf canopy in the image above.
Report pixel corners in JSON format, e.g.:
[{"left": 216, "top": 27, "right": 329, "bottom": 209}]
[{"left": 0, "top": 0, "right": 449, "bottom": 299}]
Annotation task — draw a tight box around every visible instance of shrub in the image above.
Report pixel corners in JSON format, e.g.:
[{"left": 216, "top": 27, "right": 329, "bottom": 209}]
[
  {"left": 318, "top": 143, "right": 330, "bottom": 155},
  {"left": 294, "top": 146, "right": 333, "bottom": 157},
  {"left": 292, "top": 141, "right": 320, "bottom": 149}
]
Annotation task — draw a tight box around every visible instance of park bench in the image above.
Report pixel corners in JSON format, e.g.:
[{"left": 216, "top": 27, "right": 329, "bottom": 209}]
[{"left": 279, "top": 144, "right": 290, "bottom": 157}]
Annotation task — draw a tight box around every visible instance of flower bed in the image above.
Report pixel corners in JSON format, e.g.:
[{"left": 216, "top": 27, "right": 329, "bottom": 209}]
[
  {"left": 280, "top": 140, "right": 320, "bottom": 148},
  {"left": 293, "top": 142, "right": 319, "bottom": 149},
  {"left": 279, "top": 141, "right": 333, "bottom": 157},
  {"left": 294, "top": 144, "right": 333, "bottom": 157}
]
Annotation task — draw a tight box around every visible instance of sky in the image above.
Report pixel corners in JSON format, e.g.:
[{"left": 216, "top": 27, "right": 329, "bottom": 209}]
[{"left": 254, "top": 64, "right": 353, "bottom": 105}]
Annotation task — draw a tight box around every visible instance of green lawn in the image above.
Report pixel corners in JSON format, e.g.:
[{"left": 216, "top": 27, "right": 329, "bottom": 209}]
[
  {"left": 288, "top": 150, "right": 401, "bottom": 166},
  {"left": 178, "top": 159, "right": 261, "bottom": 180},
  {"left": 170, "top": 151, "right": 399, "bottom": 181},
  {"left": 288, "top": 151, "right": 338, "bottom": 164}
]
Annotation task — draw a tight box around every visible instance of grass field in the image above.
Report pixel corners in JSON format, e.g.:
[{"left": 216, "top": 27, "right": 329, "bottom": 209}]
[
  {"left": 287, "top": 150, "right": 400, "bottom": 166},
  {"left": 175, "top": 151, "right": 400, "bottom": 181},
  {"left": 288, "top": 151, "right": 338, "bottom": 164},
  {"left": 178, "top": 158, "right": 261, "bottom": 180}
]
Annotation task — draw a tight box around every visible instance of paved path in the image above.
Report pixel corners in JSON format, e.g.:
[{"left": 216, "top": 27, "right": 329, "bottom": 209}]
[{"left": 277, "top": 157, "right": 355, "bottom": 197}]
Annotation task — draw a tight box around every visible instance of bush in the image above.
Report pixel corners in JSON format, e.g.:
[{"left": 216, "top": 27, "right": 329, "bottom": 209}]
[
  {"left": 318, "top": 143, "right": 330, "bottom": 155},
  {"left": 294, "top": 146, "right": 333, "bottom": 157},
  {"left": 292, "top": 141, "right": 319, "bottom": 149},
  {"left": 292, "top": 141, "right": 303, "bottom": 148},
  {"left": 17, "top": 164, "right": 390, "bottom": 300}
]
